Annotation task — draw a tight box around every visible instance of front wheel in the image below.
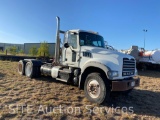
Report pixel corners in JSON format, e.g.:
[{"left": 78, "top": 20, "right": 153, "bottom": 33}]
[{"left": 84, "top": 73, "right": 110, "bottom": 104}]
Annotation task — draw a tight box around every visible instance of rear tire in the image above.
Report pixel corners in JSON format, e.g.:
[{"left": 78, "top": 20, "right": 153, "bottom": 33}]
[
  {"left": 84, "top": 73, "right": 110, "bottom": 104},
  {"left": 25, "top": 62, "right": 33, "bottom": 78},
  {"left": 25, "top": 61, "right": 41, "bottom": 78},
  {"left": 18, "top": 60, "right": 26, "bottom": 75}
]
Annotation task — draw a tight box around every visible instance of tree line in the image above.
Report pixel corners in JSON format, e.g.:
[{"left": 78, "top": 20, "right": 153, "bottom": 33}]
[
  {"left": 0, "top": 41, "right": 50, "bottom": 57},
  {"left": 29, "top": 41, "right": 49, "bottom": 57}
]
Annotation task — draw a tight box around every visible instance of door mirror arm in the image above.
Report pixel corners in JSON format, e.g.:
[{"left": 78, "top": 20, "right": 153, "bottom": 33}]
[
  {"left": 64, "top": 43, "right": 75, "bottom": 52},
  {"left": 64, "top": 43, "right": 69, "bottom": 48},
  {"left": 69, "top": 46, "right": 75, "bottom": 53}
]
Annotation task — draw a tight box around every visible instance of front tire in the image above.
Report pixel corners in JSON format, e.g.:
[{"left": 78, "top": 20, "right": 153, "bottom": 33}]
[{"left": 84, "top": 73, "right": 110, "bottom": 104}]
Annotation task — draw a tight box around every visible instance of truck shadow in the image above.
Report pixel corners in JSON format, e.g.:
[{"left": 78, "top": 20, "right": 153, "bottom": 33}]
[
  {"left": 34, "top": 76, "right": 69, "bottom": 85},
  {"left": 0, "top": 72, "right": 5, "bottom": 79},
  {"left": 106, "top": 89, "right": 160, "bottom": 117},
  {"left": 33, "top": 76, "right": 160, "bottom": 117},
  {"left": 138, "top": 70, "right": 160, "bottom": 78}
]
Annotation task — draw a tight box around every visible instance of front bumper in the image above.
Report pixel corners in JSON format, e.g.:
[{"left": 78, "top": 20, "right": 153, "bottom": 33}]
[{"left": 111, "top": 77, "right": 140, "bottom": 91}]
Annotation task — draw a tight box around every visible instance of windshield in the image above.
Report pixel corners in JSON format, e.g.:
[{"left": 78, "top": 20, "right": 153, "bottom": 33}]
[{"left": 79, "top": 32, "right": 105, "bottom": 48}]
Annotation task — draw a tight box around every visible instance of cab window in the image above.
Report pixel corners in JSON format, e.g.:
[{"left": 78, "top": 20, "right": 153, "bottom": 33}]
[{"left": 68, "top": 32, "right": 77, "bottom": 49}]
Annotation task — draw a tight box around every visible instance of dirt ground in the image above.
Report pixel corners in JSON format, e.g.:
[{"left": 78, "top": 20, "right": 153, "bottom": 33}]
[{"left": 0, "top": 60, "right": 160, "bottom": 120}]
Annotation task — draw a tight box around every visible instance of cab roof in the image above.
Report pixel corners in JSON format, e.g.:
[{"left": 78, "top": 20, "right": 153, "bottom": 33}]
[{"left": 67, "top": 29, "right": 99, "bottom": 35}]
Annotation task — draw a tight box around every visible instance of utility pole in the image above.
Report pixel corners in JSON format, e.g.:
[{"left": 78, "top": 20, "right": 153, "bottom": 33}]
[{"left": 143, "top": 29, "right": 147, "bottom": 50}]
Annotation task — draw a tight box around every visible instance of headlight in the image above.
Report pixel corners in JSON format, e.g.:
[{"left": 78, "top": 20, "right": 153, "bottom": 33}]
[{"left": 108, "top": 71, "right": 119, "bottom": 78}]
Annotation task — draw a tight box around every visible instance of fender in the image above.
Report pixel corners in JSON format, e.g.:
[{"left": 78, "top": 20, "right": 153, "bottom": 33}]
[
  {"left": 24, "top": 59, "right": 42, "bottom": 66},
  {"left": 79, "top": 61, "right": 111, "bottom": 88}
]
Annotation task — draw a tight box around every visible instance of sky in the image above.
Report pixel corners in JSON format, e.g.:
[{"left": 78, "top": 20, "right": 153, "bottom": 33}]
[{"left": 0, "top": 0, "right": 160, "bottom": 50}]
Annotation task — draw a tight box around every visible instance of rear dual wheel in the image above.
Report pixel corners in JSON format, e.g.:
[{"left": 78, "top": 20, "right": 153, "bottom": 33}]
[
  {"left": 18, "top": 60, "right": 26, "bottom": 75},
  {"left": 25, "top": 62, "right": 34, "bottom": 78},
  {"left": 25, "top": 61, "right": 41, "bottom": 78},
  {"left": 18, "top": 60, "right": 41, "bottom": 78}
]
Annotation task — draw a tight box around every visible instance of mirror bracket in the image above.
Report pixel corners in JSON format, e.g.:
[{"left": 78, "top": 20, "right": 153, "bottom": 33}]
[{"left": 64, "top": 43, "right": 69, "bottom": 48}]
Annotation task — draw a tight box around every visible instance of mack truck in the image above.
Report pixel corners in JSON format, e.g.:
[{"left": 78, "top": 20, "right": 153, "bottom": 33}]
[{"left": 18, "top": 17, "right": 140, "bottom": 104}]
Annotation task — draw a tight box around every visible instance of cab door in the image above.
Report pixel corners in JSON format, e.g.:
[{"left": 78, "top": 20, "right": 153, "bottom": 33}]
[{"left": 62, "top": 31, "right": 80, "bottom": 67}]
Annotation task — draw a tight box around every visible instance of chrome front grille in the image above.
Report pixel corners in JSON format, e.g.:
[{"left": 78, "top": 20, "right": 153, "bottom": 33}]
[{"left": 122, "top": 58, "right": 135, "bottom": 76}]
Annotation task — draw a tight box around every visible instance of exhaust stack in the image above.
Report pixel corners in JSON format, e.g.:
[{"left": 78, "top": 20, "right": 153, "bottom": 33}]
[{"left": 54, "top": 16, "right": 60, "bottom": 64}]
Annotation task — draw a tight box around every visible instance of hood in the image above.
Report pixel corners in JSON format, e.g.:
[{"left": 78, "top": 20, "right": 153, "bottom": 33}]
[
  {"left": 81, "top": 46, "right": 134, "bottom": 60},
  {"left": 81, "top": 46, "right": 135, "bottom": 73}
]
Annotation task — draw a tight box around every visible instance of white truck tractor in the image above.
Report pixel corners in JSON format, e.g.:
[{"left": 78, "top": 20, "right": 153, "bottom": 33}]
[{"left": 18, "top": 17, "right": 140, "bottom": 104}]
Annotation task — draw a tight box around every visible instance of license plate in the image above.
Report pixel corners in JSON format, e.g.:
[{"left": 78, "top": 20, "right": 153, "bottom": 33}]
[{"left": 131, "top": 81, "right": 135, "bottom": 87}]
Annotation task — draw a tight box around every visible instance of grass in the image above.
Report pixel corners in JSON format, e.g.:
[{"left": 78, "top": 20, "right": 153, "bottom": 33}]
[{"left": 0, "top": 60, "right": 160, "bottom": 120}]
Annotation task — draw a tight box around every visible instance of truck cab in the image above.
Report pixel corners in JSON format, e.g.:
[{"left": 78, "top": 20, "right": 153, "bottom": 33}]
[{"left": 18, "top": 17, "right": 140, "bottom": 104}]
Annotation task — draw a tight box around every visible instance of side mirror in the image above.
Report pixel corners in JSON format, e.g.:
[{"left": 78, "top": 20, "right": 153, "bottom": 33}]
[{"left": 64, "top": 43, "right": 69, "bottom": 48}]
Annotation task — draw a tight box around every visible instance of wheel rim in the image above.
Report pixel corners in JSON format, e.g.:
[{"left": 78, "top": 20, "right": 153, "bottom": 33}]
[
  {"left": 87, "top": 79, "right": 100, "bottom": 98},
  {"left": 18, "top": 63, "right": 22, "bottom": 72},
  {"left": 25, "top": 63, "right": 32, "bottom": 76}
]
